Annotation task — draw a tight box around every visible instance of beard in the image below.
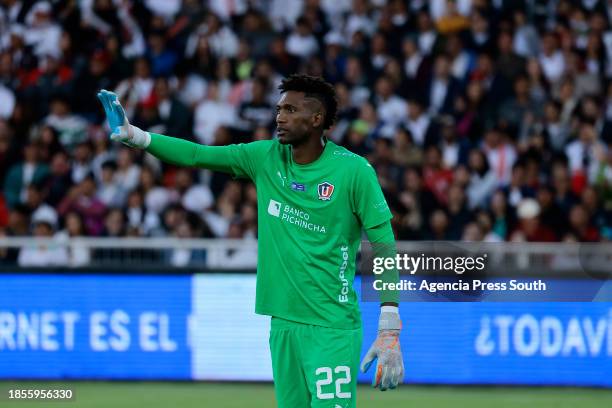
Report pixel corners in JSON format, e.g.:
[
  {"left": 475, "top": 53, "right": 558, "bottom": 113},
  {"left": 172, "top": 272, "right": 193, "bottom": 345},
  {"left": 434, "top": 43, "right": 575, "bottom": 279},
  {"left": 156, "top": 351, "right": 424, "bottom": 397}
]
[{"left": 277, "top": 130, "right": 310, "bottom": 146}]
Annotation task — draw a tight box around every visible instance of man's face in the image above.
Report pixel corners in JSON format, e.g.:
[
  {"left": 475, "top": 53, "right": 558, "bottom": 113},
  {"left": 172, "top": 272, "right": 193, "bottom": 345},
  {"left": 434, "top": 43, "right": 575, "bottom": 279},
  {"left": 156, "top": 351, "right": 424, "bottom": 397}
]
[
  {"left": 579, "top": 123, "right": 596, "bottom": 143},
  {"left": 275, "top": 91, "right": 323, "bottom": 145},
  {"left": 434, "top": 57, "right": 450, "bottom": 78},
  {"left": 375, "top": 78, "right": 392, "bottom": 98},
  {"left": 34, "top": 223, "right": 53, "bottom": 237},
  {"left": 82, "top": 179, "right": 96, "bottom": 196},
  {"left": 155, "top": 79, "right": 170, "bottom": 99}
]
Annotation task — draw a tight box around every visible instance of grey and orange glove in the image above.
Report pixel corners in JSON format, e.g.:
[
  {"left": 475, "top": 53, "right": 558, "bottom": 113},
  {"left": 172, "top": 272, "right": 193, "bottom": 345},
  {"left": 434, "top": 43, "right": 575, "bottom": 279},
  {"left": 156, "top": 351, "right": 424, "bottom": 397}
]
[{"left": 360, "top": 307, "right": 404, "bottom": 391}]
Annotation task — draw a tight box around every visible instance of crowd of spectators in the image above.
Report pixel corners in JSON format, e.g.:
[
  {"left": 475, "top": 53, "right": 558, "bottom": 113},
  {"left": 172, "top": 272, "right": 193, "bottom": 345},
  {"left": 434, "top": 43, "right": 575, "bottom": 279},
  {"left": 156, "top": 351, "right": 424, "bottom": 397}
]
[{"left": 1, "top": 0, "right": 612, "bottom": 266}]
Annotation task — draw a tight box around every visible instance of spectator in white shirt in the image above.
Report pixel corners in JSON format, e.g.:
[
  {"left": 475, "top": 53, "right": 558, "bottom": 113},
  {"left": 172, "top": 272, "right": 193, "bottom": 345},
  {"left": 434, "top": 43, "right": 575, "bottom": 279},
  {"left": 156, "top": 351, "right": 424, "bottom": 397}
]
[
  {"left": 18, "top": 207, "right": 68, "bottom": 267},
  {"left": 268, "top": 0, "right": 303, "bottom": 31},
  {"left": 209, "top": 0, "right": 248, "bottom": 22},
  {"left": 71, "top": 141, "right": 93, "bottom": 185},
  {"left": 345, "top": 0, "right": 376, "bottom": 38},
  {"left": 173, "top": 64, "right": 207, "bottom": 109},
  {"left": 446, "top": 34, "right": 471, "bottom": 81},
  {"left": 140, "top": 166, "right": 173, "bottom": 219},
  {"left": 54, "top": 211, "right": 91, "bottom": 267},
  {"left": 125, "top": 189, "right": 160, "bottom": 235},
  {"left": 44, "top": 97, "right": 88, "bottom": 148},
  {"left": 1, "top": 25, "right": 24, "bottom": 63},
  {"left": 193, "top": 81, "right": 237, "bottom": 145},
  {"left": 115, "top": 147, "right": 141, "bottom": 193},
  {"left": 482, "top": 127, "right": 517, "bottom": 186},
  {"left": 185, "top": 13, "right": 239, "bottom": 59},
  {"left": 0, "top": 83, "right": 15, "bottom": 119},
  {"left": 370, "top": 33, "right": 391, "bottom": 72},
  {"left": 177, "top": 168, "right": 214, "bottom": 216},
  {"left": 0, "top": 0, "right": 23, "bottom": 28},
  {"left": 466, "top": 149, "right": 498, "bottom": 210},
  {"left": 286, "top": 17, "right": 319, "bottom": 60},
  {"left": 542, "top": 100, "right": 569, "bottom": 152},
  {"left": 539, "top": 32, "right": 566, "bottom": 84},
  {"left": 321, "top": 0, "right": 352, "bottom": 26},
  {"left": 96, "top": 160, "right": 126, "bottom": 208},
  {"left": 426, "top": 54, "right": 461, "bottom": 115},
  {"left": 565, "top": 120, "right": 601, "bottom": 175},
  {"left": 207, "top": 219, "right": 257, "bottom": 268},
  {"left": 430, "top": 0, "right": 472, "bottom": 21},
  {"left": 513, "top": 9, "right": 540, "bottom": 58},
  {"left": 343, "top": 56, "right": 371, "bottom": 107},
  {"left": 465, "top": 10, "right": 492, "bottom": 53},
  {"left": 374, "top": 76, "right": 408, "bottom": 136},
  {"left": 144, "top": 0, "right": 181, "bottom": 19},
  {"left": 402, "top": 36, "right": 426, "bottom": 80},
  {"left": 80, "top": 0, "right": 120, "bottom": 35},
  {"left": 23, "top": 1, "right": 62, "bottom": 58},
  {"left": 589, "top": 142, "right": 612, "bottom": 187},
  {"left": 416, "top": 9, "right": 437, "bottom": 55},
  {"left": 206, "top": 13, "right": 239, "bottom": 58},
  {"left": 79, "top": 0, "right": 145, "bottom": 59},
  {"left": 403, "top": 98, "right": 431, "bottom": 146}
]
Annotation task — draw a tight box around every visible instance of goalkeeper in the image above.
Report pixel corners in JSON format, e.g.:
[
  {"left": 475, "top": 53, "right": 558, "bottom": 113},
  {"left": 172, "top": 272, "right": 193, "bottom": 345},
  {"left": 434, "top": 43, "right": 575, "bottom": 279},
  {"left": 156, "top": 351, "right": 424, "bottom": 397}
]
[{"left": 98, "top": 74, "right": 403, "bottom": 408}]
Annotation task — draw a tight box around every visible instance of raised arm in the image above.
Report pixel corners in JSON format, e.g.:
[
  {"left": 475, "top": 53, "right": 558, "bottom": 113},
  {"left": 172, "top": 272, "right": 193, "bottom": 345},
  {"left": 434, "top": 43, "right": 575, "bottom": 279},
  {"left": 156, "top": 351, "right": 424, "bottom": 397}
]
[
  {"left": 97, "top": 89, "right": 267, "bottom": 179},
  {"left": 147, "top": 132, "right": 243, "bottom": 173}
]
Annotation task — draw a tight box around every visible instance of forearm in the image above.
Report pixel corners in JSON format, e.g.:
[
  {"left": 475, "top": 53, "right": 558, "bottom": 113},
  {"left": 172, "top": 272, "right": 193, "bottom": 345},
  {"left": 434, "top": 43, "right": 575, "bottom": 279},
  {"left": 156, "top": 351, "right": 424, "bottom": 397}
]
[
  {"left": 146, "top": 133, "right": 236, "bottom": 173},
  {"left": 99, "top": 91, "right": 244, "bottom": 176},
  {"left": 365, "top": 220, "right": 400, "bottom": 305},
  {"left": 360, "top": 252, "right": 404, "bottom": 391}
]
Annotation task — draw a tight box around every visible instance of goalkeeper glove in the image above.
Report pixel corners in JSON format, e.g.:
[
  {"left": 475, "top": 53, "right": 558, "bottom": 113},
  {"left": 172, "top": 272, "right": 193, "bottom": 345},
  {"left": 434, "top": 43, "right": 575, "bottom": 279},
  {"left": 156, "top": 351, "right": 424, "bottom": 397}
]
[
  {"left": 360, "top": 307, "right": 404, "bottom": 391},
  {"left": 97, "top": 89, "right": 151, "bottom": 149}
]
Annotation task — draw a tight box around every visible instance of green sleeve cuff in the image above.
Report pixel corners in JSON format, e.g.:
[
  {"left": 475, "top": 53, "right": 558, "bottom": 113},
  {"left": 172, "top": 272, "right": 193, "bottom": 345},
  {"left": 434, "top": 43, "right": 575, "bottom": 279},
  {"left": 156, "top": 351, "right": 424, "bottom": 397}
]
[{"left": 365, "top": 221, "right": 400, "bottom": 304}]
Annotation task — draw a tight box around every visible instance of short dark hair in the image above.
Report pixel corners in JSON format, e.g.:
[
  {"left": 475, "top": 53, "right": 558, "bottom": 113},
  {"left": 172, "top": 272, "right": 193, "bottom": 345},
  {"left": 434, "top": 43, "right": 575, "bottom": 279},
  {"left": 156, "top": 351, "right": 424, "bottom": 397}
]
[{"left": 278, "top": 74, "right": 338, "bottom": 130}]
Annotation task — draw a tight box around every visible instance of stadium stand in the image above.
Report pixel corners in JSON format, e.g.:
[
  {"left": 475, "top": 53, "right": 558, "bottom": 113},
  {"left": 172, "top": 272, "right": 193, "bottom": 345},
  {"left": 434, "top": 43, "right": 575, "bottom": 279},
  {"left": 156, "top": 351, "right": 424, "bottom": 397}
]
[{"left": 0, "top": 0, "right": 611, "bottom": 268}]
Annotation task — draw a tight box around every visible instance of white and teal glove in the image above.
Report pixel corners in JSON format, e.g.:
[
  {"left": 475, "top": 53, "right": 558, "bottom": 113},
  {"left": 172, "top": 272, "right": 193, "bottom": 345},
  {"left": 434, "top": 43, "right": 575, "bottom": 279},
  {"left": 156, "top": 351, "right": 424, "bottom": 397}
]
[
  {"left": 97, "top": 89, "right": 150, "bottom": 149},
  {"left": 360, "top": 307, "right": 404, "bottom": 391}
]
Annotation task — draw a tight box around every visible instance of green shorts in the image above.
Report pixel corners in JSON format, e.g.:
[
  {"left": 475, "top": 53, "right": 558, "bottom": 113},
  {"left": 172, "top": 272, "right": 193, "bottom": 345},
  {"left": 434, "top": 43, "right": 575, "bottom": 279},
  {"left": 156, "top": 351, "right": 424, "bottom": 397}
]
[{"left": 269, "top": 317, "right": 362, "bottom": 408}]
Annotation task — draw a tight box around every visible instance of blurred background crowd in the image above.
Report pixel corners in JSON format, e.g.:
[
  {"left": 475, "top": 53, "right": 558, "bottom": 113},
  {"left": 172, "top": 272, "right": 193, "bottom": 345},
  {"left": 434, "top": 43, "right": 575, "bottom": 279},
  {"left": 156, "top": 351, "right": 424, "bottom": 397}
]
[{"left": 1, "top": 0, "right": 612, "bottom": 267}]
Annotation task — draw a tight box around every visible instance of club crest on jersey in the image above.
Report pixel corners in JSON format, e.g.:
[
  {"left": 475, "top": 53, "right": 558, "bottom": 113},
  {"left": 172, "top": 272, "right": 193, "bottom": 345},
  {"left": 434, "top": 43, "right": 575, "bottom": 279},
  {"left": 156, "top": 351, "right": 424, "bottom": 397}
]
[{"left": 317, "top": 182, "right": 335, "bottom": 201}]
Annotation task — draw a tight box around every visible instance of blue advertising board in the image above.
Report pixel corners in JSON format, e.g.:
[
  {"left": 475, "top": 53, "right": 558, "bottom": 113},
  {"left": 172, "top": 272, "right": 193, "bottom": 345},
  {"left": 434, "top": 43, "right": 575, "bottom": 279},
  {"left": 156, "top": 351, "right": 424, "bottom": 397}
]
[
  {"left": 360, "top": 302, "right": 612, "bottom": 386},
  {"left": 0, "top": 275, "right": 191, "bottom": 379},
  {"left": 0, "top": 273, "right": 610, "bottom": 386}
]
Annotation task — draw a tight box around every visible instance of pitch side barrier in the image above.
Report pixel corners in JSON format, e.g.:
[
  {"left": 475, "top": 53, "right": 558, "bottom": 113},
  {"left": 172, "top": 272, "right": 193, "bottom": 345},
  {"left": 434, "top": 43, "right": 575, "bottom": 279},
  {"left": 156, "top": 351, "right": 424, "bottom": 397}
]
[
  {"left": 0, "top": 238, "right": 610, "bottom": 278},
  {"left": 0, "top": 240, "right": 610, "bottom": 385}
]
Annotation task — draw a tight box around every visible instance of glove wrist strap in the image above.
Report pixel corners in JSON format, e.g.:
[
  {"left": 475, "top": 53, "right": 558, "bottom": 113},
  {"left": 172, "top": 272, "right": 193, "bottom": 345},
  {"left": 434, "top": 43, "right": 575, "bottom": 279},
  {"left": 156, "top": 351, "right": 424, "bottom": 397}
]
[
  {"left": 378, "top": 311, "right": 402, "bottom": 331},
  {"left": 128, "top": 125, "right": 151, "bottom": 148},
  {"left": 381, "top": 305, "right": 399, "bottom": 314}
]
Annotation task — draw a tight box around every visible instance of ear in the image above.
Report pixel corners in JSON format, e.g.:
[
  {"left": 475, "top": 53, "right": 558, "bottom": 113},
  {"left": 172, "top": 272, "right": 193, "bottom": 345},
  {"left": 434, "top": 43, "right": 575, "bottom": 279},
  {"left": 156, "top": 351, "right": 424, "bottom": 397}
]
[{"left": 311, "top": 111, "right": 324, "bottom": 128}]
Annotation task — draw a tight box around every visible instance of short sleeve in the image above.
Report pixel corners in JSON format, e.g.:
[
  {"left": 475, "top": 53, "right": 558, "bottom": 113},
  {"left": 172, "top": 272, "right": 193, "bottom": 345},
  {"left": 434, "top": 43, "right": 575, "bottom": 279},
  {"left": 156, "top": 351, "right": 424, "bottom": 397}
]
[{"left": 351, "top": 160, "right": 392, "bottom": 229}]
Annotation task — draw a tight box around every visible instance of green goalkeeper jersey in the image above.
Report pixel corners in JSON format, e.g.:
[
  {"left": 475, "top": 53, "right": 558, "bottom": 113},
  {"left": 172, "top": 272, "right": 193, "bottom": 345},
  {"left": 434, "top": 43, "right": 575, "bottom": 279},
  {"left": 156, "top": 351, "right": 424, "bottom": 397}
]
[{"left": 148, "top": 135, "right": 392, "bottom": 329}]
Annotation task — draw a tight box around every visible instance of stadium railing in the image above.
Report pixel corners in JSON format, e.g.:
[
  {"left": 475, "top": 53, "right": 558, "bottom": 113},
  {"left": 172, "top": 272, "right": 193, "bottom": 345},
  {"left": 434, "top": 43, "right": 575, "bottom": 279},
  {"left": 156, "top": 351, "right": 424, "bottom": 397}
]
[{"left": 0, "top": 238, "right": 610, "bottom": 277}]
